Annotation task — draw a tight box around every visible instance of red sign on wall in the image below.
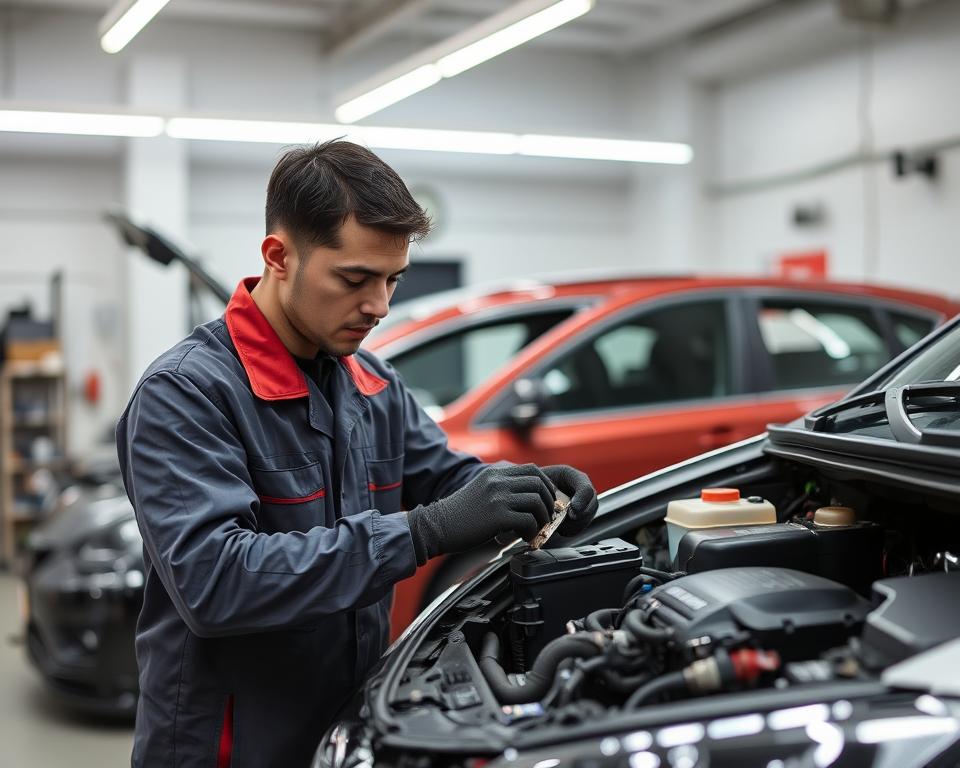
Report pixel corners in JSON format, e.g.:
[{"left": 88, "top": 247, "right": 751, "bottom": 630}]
[{"left": 774, "top": 249, "right": 828, "bottom": 280}]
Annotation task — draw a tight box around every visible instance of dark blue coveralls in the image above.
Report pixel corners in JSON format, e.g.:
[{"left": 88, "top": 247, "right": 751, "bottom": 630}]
[{"left": 117, "top": 277, "right": 486, "bottom": 767}]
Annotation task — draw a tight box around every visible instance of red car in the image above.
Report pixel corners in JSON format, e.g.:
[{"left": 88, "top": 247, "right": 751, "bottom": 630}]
[{"left": 369, "top": 275, "right": 960, "bottom": 633}]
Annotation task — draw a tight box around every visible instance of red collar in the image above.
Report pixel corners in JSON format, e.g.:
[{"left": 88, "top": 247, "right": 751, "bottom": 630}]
[{"left": 224, "top": 277, "right": 387, "bottom": 401}]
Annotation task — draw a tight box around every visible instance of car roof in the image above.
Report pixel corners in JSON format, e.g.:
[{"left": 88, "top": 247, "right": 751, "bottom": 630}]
[{"left": 369, "top": 272, "right": 960, "bottom": 350}]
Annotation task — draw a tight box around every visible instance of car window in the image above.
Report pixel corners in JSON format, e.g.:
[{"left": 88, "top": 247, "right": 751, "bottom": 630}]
[
  {"left": 389, "top": 310, "right": 575, "bottom": 411},
  {"left": 540, "top": 300, "right": 731, "bottom": 413},
  {"left": 756, "top": 300, "right": 888, "bottom": 390},
  {"left": 890, "top": 311, "right": 935, "bottom": 349}
]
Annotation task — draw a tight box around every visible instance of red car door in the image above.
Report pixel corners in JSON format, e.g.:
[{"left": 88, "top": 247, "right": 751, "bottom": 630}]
[{"left": 463, "top": 297, "right": 752, "bottom": 491}]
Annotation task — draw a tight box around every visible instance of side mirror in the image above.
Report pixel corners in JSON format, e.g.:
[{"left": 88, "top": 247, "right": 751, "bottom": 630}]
[{"left": 507, "top": 377, "right": 550, "bottom": 432}]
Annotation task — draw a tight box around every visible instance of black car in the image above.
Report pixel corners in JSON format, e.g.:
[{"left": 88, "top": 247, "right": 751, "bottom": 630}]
[
  {"left": 21, "top": 450, "right": 143, "bottom": 717},
  {"left": 313, "top": 314, "right": 960, "bottom": 768}
]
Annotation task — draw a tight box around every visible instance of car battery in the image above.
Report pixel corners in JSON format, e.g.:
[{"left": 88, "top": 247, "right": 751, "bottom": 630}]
[
  {"left": 508, "top": 538, "right": 642, "bottom": 666},
  {"left": 675, "top": 517, "right": 884, "bottom": 596}
]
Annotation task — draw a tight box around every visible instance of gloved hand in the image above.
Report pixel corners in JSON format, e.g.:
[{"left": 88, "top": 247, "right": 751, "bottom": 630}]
[
  {"left": 406, "top": 464, "right": 556, "bottom": 565},
  {"left": 541, "top": 464, "right": 598, "bottom": 536}
]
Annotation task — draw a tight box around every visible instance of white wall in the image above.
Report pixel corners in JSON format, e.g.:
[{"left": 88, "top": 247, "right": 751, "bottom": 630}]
[
  {"left": 189, "top": 161, "right": 633, "bottom": 292},
  {"left": 0, "top": 157, "right": 127, "bottom": 454},
  {"left": 702, "top": 0, "right": 960, "bottom": 293}
]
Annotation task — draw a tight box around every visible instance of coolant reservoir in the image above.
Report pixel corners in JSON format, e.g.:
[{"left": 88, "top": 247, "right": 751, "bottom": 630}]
[{"left": 664, "top": 488, "right": 776, "bottom": 561}]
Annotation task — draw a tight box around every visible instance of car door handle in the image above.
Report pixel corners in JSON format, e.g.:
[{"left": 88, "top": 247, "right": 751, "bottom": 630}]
[{"left": 698, "top": 425, "right": 735, "bottom": 450}]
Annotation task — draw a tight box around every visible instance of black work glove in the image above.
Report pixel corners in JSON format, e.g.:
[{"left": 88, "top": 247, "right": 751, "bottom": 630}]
[
  {"left": 406, "top": 464, "right": 556, "bottom": 566},
  {"left": 541, "top": 464, "right": 598, "bottom": 536}
]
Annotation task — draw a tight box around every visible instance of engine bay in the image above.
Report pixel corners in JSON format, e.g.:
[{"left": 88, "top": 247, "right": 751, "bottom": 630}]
[{"left": 378, "top": 462, "right": 960, "bottom": 763}]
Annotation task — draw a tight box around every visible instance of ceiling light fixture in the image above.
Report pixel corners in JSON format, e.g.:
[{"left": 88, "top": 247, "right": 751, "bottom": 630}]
[
  {"left": 166, "top": 116, "right": 690, "bottom": 163},
  {"left": 0, "top": 109, "right": 164, "bottom": 137},
  {"left": 354, "top": 125, "right": 519, "bottom": 155},
  {"left": 99, "top": 0, "right": 173, "bottom": 54},
  {"left": 334, "top": 0, "right": 594, "bottom": 124},
  {"left": 165, "top": 117, "right": 344, "bottom": 144},
  {"left": 519, "top": 135, "right": 693, "bottom": 164},
  {"left": 0, "top": 108, "right": 692, "bottom": 165}
]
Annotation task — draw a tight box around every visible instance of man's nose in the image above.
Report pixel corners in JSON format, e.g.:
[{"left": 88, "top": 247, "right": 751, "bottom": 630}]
[{"left": 360, "top": 282, "right": 390, "bottom": 319}]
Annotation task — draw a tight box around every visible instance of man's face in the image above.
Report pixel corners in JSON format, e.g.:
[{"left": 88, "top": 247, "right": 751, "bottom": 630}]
[{"left": 281, "top": 216, "right": 409, "bottom": 358}]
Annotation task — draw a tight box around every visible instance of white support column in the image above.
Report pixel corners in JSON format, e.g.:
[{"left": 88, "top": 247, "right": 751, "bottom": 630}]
[
  {"left": 124, "top": 56, "right": 189, "bottom": 392},
  {"left": 626, "top": 46, "right": 714, "bottom": 273}
]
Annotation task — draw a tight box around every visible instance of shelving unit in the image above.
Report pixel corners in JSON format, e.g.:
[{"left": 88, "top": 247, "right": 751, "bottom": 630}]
[{"left": 0, "top": 357, "right": 67, "bottom": 565}]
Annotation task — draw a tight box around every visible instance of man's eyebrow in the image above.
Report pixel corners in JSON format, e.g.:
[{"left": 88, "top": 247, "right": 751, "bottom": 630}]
[{"left": 333, "top": 265, "right": 409, "bottom": 278}]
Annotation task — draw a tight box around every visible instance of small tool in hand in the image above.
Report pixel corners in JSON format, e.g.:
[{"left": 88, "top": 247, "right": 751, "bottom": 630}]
[{"left": 530, "top": 490, "right": 570, "bottom": 550}]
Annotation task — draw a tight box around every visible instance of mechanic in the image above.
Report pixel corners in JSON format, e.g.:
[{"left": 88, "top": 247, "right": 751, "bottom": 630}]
[{"left": 117, "top": 140, "right": 598, "bottom": 768}]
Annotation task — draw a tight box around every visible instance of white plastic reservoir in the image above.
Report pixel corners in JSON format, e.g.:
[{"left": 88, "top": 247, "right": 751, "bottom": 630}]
[{"left": 663, "top": 488, "right": 777, "bottom": 561}]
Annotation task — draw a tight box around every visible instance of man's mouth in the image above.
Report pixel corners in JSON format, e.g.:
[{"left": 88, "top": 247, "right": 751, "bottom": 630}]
[{"left": 343, "top": 325, "right": 375, "bottom": 339}]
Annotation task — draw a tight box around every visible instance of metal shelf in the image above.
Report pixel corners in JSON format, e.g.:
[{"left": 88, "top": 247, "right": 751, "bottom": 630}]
[{"left": 1, "top": 356, "right": 67, "bottom": 565}]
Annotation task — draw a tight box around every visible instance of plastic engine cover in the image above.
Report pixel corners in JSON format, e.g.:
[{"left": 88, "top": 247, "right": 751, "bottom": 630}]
[
  {"left": 643, "top": 567, "right": 871, "bottom": 660},
  {"left": 862, "top": 571, "right": 960, "bottom": 665}
]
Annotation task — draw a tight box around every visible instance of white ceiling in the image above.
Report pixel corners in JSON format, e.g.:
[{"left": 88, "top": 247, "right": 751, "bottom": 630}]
[{"left": 7, "top": 0, "right": 782, "bottom": 58}]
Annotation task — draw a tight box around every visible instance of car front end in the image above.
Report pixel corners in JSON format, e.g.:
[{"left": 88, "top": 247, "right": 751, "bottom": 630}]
[
  {"left": 22, "top": 492, "right": 143, "bottom": 717},
  {"left": 315, "top": 317, "right": 960, "bottom": 768}
]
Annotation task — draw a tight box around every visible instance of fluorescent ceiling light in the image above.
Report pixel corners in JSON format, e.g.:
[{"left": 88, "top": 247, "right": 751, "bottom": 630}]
[
  {"left": 0, "top": 108, "right": 692, "bottom": 165},
  {"left": 436, "top": 0, "right": 593, "bottom": 77},
  {"left": 168, "top": 118, "right": 688, "bottom": 163},
  {"left": 100, "top": 0, "right": 173, "bottom": 54},
  {"left": 353, "top": 126, "right": 519, "bottom": 155},
  {"left": 0, "top": 109, "right": 164, "bottom": 137},
  {"left": 520, "top": 135, "right": 694, "bottom": 164},
  {"left": 166, "top": 118, "right": 345, "bottom": 144},
  {"left": 335, "top": 66, "right": 442, "bottom": 125},
  {"left": 335, "top": 0, "right": 594, "bottom": 124}
]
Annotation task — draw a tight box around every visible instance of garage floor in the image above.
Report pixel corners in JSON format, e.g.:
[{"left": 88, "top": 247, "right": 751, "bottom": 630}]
[{"left": 0, "top": 573, "right": 133, "bottom": 766}]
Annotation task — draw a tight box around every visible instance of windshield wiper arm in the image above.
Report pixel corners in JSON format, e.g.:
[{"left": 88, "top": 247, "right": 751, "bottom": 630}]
[
  {"left": 805, "top": 381, "right": 960, "bottom": 447},
  {"left": 884, "top": 381, "right": 960, "bottom": 447},
  {"left": 804, "top": 389, "right": 887, "bottom": 431}
]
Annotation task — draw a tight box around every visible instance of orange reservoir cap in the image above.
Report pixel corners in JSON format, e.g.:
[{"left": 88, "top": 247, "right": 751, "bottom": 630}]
[{"left": 701, "top": 488, "right": 740, "bottom": 503}]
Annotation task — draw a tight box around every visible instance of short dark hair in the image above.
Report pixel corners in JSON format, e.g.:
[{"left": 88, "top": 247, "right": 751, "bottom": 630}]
[{"left": 265, "top": 140, "right": 431, "bottom": 249}]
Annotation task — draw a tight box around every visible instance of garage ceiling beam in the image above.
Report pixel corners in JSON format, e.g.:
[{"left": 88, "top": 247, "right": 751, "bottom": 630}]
[{"left": 325, "top": 0, "right": 434, "bottom": 60}]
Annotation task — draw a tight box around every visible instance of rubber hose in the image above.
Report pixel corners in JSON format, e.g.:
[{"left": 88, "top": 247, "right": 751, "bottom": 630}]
[
  {"left": 622, "top": 568, "right": 686, "bottom": 605},
  {"left": 479, "top": 632, "right": 601, "bottom": 704},
  {"left": 584, "top": 608, "right": 620, "bottom": 633},
  {"left": 557, "top": 655, "right": 608, "bottom": 706},
  {"left": 624, "top": 670, "right": 687, "bottom": 709},
  {"left": 599, "top": 668, "right": 652, "bottom": 694},
  {"left": 623, "top": 610, "right": 674, "bottom": 644}
]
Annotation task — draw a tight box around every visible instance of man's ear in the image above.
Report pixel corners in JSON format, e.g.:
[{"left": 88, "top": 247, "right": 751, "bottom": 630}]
[{"left": 261, "top": 232, "right": 294, "bottom": 280}]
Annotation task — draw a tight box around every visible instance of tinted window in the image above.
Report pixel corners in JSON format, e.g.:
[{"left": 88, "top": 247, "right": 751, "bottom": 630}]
[
  {"left": 890, "top": 311, "right": 935, "bottom": 349},
  {"left": 390, "top": 310, "right": 574, "bottom": 411},
  {"left": 541, "top": 300, "right": 730, "bottom": 413},
  {"left": 757, "top": 300, "right": 888, "bottom": 390}
]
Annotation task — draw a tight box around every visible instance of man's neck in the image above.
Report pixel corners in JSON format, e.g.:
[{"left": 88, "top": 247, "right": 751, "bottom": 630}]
[{"left": 249, "top": 277, "right": 319, "bottom": 359}]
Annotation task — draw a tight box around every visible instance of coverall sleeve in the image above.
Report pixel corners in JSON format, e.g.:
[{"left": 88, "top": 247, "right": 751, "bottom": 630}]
[
  {"left": 117, "top": 370, "right": 416, "bottom": 638},
  {"left": 398, "top": 381, "right": 488, "bottom": 509}
]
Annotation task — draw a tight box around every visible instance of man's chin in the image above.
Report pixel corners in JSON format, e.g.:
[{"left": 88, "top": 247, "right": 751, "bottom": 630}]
[{"left": 325, "top": 341, "right": 363, "bottom": 358}]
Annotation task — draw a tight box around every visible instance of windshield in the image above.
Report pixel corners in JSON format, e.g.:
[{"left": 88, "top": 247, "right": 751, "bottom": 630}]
[
  {"left": 802, "top": 319, "right": 960, "bottom": 445},
  {"left": 878, "top": 321, "right": 960, "bottom": 389}
]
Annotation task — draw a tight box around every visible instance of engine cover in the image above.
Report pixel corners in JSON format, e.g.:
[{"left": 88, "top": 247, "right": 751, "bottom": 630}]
[
  {"left": 642, "top": 567, "right": 871, "bottom": 660},
  {"left": 862, "top": 571, "right": 960, "bottom": 665}
]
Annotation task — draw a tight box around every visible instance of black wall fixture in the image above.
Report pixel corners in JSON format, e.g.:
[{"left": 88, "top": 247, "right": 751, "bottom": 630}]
[{"left": 892, "top": 150, "right": 939, "bottom": 181}]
